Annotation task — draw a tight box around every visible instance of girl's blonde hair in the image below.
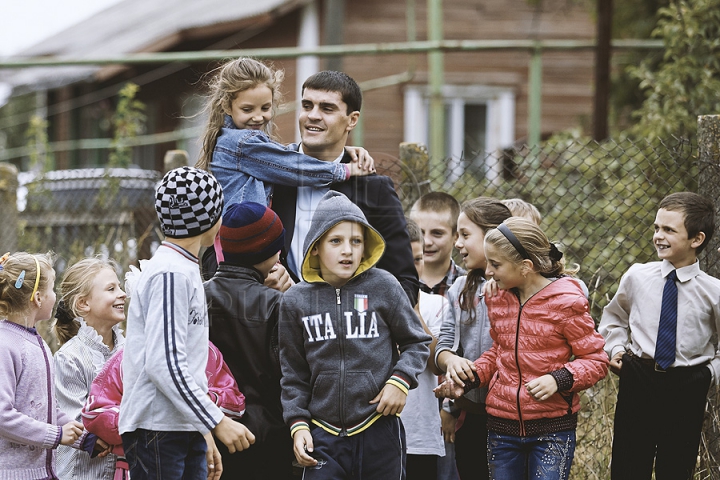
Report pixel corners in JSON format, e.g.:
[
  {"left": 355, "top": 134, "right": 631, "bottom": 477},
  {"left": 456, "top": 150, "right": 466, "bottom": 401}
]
[
  {"left": 501, "top": 198, "right": 542, "bottom": 225},
  {"left": 54, "top": 257, "right": 119, "bottom": 346},
  {"left": 458, "top": 197, "right": 512, "bottom": 323},
  {"left": 484, "top": 217, "right": 578, "bottom": 278},
  {"left": 196, "top": 57, "right": 284, "bottom": 171},
  {"left": 0, "top": 252, "right": 54, "bottom": 318}
]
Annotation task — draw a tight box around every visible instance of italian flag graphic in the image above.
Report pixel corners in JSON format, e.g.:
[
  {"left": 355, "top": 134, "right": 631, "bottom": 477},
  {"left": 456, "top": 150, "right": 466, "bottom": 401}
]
[{"left": 354, "top": 294, "right": 368, "bottom": 312}]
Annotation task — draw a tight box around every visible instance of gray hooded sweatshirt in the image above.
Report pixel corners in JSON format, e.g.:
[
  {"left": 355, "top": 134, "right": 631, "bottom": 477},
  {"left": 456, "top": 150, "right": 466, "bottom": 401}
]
[{"left": 279, "top": 191, "right": 431, "bottom": 437}]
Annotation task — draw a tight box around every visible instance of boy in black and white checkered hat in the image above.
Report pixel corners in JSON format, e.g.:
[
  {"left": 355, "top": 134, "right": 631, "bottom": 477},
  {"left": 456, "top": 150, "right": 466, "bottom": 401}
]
[
  {"left": 120, "top": 166, "right": 255, "bottom": 478},
  {"left": 155, "top": 166, "right": 224, "bottom": 238}
]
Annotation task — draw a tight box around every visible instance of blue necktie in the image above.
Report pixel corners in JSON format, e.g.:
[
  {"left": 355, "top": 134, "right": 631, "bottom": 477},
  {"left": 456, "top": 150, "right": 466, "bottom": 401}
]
[{"left": 655, "top": 270, "right": 678, "bottom": 370}]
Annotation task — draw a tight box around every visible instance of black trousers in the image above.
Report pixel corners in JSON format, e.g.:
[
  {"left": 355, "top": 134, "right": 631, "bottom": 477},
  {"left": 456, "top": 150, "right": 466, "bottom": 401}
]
[
  {"left": 406, "top": 454, "right": 438, "bottom": 480},
  {"left": 610, "top": 353, "right": 712, "bottom": 480},
  {"left": 454, "top": 411, "right": 489, "bottom": 480}
]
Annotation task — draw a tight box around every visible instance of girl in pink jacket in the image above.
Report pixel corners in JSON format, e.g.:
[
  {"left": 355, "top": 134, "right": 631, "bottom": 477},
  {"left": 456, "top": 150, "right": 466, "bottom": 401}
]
[
  {"left": 81, "top": 342, "right": 245, "bottom": 480},
  {"left": 436, "top": 218, "right": 608, "bottom": 480}
]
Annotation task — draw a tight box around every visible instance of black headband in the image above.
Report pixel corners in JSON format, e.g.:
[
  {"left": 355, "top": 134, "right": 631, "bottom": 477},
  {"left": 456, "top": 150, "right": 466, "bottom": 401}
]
[{"left": 497, "top": 223, "right": 531, "bottom": 261}]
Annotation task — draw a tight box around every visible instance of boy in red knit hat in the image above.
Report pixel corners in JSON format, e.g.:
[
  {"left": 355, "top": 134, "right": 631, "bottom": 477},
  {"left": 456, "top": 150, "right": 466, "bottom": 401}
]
[{"left": 204, "top": 202, "right": 296, "bottom": 480}]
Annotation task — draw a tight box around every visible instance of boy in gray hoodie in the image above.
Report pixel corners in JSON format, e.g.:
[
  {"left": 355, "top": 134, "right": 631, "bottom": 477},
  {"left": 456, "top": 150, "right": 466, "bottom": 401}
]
[{"left": 279, "top": 191, "right": 431, "bottom": 479}]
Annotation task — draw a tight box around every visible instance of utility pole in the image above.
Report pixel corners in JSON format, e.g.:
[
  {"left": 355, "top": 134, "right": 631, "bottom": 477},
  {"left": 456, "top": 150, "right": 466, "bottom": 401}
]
[
  {"left": 427, "top": 0, "right": 445, "bottom": 181},
  {"left": 593, "top": 0, "right": 612, "bottom": 141}
]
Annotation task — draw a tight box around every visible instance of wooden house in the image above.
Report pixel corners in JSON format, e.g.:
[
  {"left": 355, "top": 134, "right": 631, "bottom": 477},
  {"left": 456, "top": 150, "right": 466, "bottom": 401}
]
[{"left": 1, "top": 0, "right": 597, "bottom": 175}]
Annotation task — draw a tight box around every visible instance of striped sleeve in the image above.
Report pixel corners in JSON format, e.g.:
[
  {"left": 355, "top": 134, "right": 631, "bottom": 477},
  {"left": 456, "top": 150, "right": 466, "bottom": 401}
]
[{"left": 145, "top": 273, "right": 223, "bottom": 434}]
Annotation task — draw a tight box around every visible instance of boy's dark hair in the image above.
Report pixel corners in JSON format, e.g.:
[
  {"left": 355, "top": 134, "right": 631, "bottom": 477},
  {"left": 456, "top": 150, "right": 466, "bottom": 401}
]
[
  {"left": 659, "top": 192, "right": 715, "bottom": 254},
  {"left": 412, "top": 192, "right": 461, "bottom": 232},
  {"left": 302, "top": 71, "right": 362, "bottom": 114},
  {"left": 406, "top": 217, "right": 422, "bottom": 244}
]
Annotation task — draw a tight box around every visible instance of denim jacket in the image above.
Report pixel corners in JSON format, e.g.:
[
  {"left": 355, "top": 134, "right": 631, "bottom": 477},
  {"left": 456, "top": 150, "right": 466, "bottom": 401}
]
[{"left": 209, "top": 116, "right": 348, "bottom": 210}]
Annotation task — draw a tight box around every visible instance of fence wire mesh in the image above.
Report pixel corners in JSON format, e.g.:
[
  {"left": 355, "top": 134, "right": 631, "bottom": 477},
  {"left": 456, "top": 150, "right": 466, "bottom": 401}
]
[
  {"left": 378, "top": 135, "right": 718, "bottom": 479},
  {"left": 6, "top": 135, "right": 720, "bottom": 479}
]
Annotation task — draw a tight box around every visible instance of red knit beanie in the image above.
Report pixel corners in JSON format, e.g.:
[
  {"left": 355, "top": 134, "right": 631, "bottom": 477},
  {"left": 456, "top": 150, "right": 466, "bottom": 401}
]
[{"left": 219, "top": 202, "right": 285, "bottom": 266}]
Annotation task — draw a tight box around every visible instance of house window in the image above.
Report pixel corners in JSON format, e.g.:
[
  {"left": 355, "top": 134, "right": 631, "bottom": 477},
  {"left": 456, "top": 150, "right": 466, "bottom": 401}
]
[{"left": 404, "top": 85, "right": 515, "bottom": 185}]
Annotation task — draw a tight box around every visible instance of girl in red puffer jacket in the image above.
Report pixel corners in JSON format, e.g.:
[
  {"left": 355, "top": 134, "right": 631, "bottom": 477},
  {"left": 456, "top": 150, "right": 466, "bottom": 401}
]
[{"left": 436, "top": 217, "right": 608, "bottom": 480}]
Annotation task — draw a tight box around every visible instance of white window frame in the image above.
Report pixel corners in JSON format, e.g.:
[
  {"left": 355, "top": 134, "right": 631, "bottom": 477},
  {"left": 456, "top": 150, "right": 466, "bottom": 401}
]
[{"left": 403, "top": 85, "right": 515, "bottom": 184}]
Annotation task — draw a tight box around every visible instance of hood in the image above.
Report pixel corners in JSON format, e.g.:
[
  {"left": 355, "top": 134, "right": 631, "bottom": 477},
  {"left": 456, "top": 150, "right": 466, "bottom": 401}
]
[{"left": 301, "top": 191, "right": 385, "bottom": 283}]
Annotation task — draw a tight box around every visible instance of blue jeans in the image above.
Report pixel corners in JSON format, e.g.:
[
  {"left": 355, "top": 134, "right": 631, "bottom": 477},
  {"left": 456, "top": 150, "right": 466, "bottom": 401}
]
[
  {"left": 121, "top": 429, "right": 207, "bottom": 480},
  {"left": 488, "top": 430, "right": 575, "bottom": 480}
]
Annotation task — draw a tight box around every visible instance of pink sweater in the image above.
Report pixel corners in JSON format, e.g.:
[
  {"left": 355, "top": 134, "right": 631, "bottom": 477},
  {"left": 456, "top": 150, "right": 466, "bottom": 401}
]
[{"left": 82, "top": 342, "right": 245, "bottom": 460}]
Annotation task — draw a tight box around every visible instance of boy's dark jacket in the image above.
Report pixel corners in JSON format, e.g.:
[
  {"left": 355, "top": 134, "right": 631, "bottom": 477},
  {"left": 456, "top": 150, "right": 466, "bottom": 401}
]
[
  {"left": 205, "top": 264, "right": 286, "bottom": 442},
  {"left": 279, "top": 191, "right": 431, "bottom": 437}
]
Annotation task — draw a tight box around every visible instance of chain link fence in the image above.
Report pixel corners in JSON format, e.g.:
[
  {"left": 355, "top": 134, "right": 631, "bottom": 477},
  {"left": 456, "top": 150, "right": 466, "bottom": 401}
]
[
  {"left": 4, "top": 133, "right": 720, "bottom": 479},
  {"left": 376, "top": 135, "right": 717, "bottom": 479}
]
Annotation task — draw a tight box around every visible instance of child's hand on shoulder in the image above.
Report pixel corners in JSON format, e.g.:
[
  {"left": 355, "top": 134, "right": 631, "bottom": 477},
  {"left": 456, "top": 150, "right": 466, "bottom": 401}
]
[
  {"left": 370, "top": 383, "right": 406, "bottom": 416},
  {"left": 526, "top": 374, "right": 559, "bottom": 402},
  {"left": 264, "top": 263, "right": 294, "bottom": 292},
  {"left": 60, "top": 421, "right": 84, "bottom": 446},
  {"left": 212, "top": 416, "right": 255, "bottom": 453},
  {"left": 292, "top": 430, "right": 318, "bottom": 467},
  {"left": 345, "top": 147, "right": 376, "bottom": 176}
]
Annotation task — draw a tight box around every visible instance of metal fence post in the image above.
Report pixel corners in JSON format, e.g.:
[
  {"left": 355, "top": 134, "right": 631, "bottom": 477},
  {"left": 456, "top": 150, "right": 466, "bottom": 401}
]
[
  {"left": 164, "top": 149, "right": 189, "bottom": 173},
  {"left": 527, "top": 43, "right": 542, "bottom": 147},
  {"left": 697, "top": 114, "right": 720, "bottom": 475},
  {"left": 399, "top": 142, "right": 431, "bottom": 211},
  {"left": 697, "top": 115, "right": 720, "bottom": 277},
  {"left": 0, "top": 162, "right": 18, "bottom": 252}
]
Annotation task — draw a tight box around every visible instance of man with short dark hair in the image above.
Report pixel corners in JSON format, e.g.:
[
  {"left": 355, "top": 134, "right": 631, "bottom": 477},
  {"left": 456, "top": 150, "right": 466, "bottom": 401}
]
[{"left": 272, "top": 71, "right": 419, "bottom": 304}]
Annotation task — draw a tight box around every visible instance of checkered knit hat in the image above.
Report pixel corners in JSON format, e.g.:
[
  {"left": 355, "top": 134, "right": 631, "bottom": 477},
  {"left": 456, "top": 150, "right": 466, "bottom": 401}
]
[
  {"left": 220, "top": 202, "right": 285, "bottom": 266},
  {"left": 155, "top": 167, "right": 224, "bottom": 239}
]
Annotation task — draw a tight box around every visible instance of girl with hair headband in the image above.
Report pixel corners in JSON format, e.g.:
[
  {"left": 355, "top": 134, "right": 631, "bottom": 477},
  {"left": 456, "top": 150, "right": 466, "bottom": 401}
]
[
  {"left": 435, "top": 218, "right": 608, "bottom": 480},
  {"left": 0, "top": 252, "right": 89, "bottom": 479}
]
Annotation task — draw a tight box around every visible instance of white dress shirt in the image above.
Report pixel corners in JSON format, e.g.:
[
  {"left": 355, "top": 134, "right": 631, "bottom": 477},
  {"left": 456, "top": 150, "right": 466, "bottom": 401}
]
[
  {"left": 287, "top": 147, "right": 344, "bottom": 278},
  {"left": 599, "top": 259, "right": 720, "bottom": 383}
]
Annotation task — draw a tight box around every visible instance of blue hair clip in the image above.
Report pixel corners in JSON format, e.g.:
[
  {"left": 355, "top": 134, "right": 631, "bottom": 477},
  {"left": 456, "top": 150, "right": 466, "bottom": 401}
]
[{"left": 15, "top": 270, "right": 25, "bottom": 289}]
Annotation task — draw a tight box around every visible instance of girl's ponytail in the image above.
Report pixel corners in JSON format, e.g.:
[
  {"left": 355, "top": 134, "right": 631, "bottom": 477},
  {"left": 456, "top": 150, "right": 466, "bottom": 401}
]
[
  {"left": 53, "top": 300, "right": 79, "bottom": 345},
  {"left": 55, "top": 257, "right": 118, "bottom": 346},
  {"left": 485, "top": 218, "right": 579, "bottom": 279}
]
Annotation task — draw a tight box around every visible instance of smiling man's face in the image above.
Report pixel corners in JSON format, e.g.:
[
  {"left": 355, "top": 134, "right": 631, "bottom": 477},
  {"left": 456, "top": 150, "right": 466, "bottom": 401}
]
[{"left": 298, "top": 88, "right": 359, "bottom": 160}]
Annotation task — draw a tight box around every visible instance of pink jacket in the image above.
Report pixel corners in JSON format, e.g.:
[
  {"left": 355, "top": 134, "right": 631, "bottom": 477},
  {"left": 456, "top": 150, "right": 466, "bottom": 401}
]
[
  {"left": 476, "top": 277, "right": 608, "bottom": 424},
  {"left": 82, "top": 341, "right": 245, "bottom": 456}
]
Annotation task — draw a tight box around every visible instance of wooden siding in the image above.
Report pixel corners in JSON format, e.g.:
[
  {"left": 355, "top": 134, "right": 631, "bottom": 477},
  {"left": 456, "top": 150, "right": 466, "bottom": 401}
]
[{"left": 41, "top": 0, "right": 596, "bottom": 169}]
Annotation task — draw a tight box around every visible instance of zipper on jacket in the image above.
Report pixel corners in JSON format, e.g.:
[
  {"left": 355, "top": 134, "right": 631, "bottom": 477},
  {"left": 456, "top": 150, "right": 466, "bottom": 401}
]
[
  {"left": 336, "top": 287, "right": 348, "bottom": 436},
  {"left": 37, "top": 334, "right": 56, "bottom": 474},
  {"left": 514, "top": 302, "right": 525, "bottom": 437}
]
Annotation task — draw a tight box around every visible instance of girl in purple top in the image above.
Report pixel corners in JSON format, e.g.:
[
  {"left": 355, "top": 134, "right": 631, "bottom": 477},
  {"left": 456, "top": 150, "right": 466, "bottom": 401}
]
[{"left": 0, "top": 252, "right": 84, "bottom": 479}]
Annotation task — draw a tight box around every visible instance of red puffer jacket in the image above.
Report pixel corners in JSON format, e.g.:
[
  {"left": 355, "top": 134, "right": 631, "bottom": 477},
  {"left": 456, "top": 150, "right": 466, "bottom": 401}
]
[{"left": 475, "top": 277, "right": 608, "bottom": 425}]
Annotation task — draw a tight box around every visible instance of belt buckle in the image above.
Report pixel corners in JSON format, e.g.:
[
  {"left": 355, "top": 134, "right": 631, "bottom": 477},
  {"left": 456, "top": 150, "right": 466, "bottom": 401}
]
[{"left": 654, "top": 362, "right": 667, "bottom": 373}]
